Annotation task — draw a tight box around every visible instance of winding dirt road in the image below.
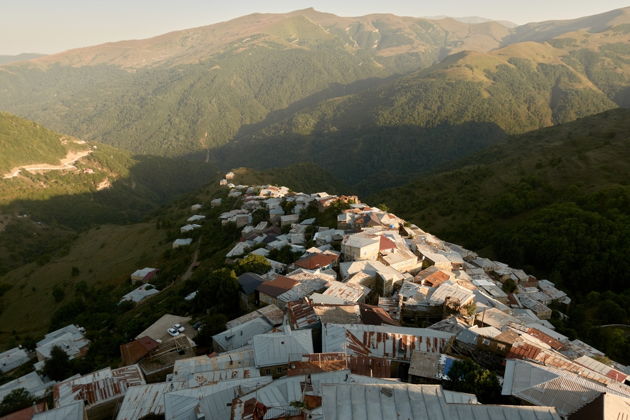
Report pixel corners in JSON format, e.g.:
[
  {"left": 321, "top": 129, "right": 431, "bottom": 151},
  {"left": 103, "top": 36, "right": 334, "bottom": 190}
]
[{"left": 2, "top": 149, "right": 93, "bottom": 179}]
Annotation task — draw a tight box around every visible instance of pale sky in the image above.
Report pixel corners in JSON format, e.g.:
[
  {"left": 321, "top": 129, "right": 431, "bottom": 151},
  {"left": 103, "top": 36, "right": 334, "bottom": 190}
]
[{"left": 1, "top": 0, "right": 629, "bottom": 55}]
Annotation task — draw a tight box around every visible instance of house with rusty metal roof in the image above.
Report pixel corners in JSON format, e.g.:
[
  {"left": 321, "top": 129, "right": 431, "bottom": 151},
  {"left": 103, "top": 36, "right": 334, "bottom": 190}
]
[
  {"left": 322, "top": 324, "right": 453, "bottom": 362},
  {"left": 320, "top": 280, "right": 370, "bottom": 304},
  {"left": 287, "top": 299, "right": 320, "bottom": 331},
  {"left": 256, "top": 276, "right": 299, "bottom": 308},
  {"left": 288, "top": 353, "right": 392, "bottom": 378},
  {"left": 119, "top": 336, "right": 159, "bottom": 366},
  {"left": 53, "top": 365, "right": 145, "bottom": 420},
  {"left": 293, "top": 252, "right": 339, "bottom": 271}
]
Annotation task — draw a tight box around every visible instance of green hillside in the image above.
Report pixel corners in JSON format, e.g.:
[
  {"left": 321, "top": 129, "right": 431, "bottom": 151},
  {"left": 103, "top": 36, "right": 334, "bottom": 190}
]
[
  {"left": 372, "top": 108, "right": 630, "bottom": 293},
  {"left": 0, "top": 112, "right": 79, "bottom": 174},
  {"left": 0, "top": 8, "right": 527, "bottom": 157},
  {"left": 229, "top": 164, "right": 348, "bottom": 194},
  {"left": 0, "top": 112, "right": 219, "bottom": 274},
  {"left": 208, "top": 9, "right": 630, "bottom": 191},
  {"left": 1, "top": 8, "right": 629, "bottom": 195},
  {"left": 371, "top": 108, "right": 630, "bottom": 361}
]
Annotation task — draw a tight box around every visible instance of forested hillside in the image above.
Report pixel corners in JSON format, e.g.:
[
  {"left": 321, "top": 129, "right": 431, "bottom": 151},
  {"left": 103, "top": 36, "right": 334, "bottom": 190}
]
[
  {"left": 371, "top": 108, "right": 630, "bottom": 360},
  {"left": 0, "top": 9, "right": 513, "bottom": 156},
  {"left": 207, "top": 8, "right": 630, "bottom": 190},
  {"left": 0, "top": 113, "right": 218, "bottom": 274},
  {"left": 1, "top": 8, "right": 629, "bottom": 193}
]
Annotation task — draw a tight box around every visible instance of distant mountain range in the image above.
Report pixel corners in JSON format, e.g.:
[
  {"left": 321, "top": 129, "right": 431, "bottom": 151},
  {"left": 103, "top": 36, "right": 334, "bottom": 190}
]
[
  {"left": 0, "top": 53, "right": 45, "bottom": 65},
  {"left": 424, "top": 16, "right": 517, "bottom": 28},
  {"left": 0, "top": 7, "right": 629, "bottom": 192}
]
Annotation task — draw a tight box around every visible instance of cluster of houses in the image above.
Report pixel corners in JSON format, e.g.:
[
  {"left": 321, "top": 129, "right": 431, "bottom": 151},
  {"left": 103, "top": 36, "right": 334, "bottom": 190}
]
[{"left": 0, "top": 176, "right": 628, "bottom": 419}]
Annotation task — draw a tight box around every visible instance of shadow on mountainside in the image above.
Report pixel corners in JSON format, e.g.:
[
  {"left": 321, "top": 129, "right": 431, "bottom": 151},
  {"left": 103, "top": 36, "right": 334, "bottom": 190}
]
[
  {"left": 0, "top": 155, "right": 218, "bottom": 274},
  {"left": 207, "top": 122, "right": 507, "bottom": 195}
]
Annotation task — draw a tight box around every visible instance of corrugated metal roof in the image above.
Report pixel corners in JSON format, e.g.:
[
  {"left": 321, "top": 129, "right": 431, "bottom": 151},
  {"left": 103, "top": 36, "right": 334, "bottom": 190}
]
[
  {"left": 574, "top": 355, "right": 628, "bottom": 383},
  {"left": 182, "top": 367, "right": 261, "bottom": 388},
  {"left": 172, "top": 349, "right": 255, "bottom": 379},
  {"left": 253, "top": 329, "right": 314, "bottom": 367},
  {"left": 164, "top": 376, "right": 272, "bottom": 420},
  {"left": 323, "top": 324, "right": 453, "bottom": 361},
  {"left": 32, "top": 401, "right": 84, "bottom": 420},
  {"left": 225, "top": 305, "right": 284, "bottom": 329},
  {"left": 116, "top": 382, "right": 186, "bottom": 420},
  {"left": 428, "top": 282, "right": 474, "bottom": 306},
  {"left": 502, "top": 359, "right": 630, "bottom": 416},
  {"left": 322, "top": 281, "right": 369, "bottom": 303},
  {"left": 234, "top": 371, "right": 396, "bottom": 419},
  {"left": 287, "top": 299, "right": 319, "bottom": 330},
  {"left": 0, "top": 347, "right": 30, "bottom": 374},
  {"left": 0, "top": 371, "right": 53, "bottom": 401},
  {"left": 288, "top": 353, "right": 391, "bottom": 378},
  {"left": 322, "top": 383, "right": 561, "bottom": 420},
  {"left": 54, "top": 364, "right": 145, "bottom": 408},
  {"left": 277, "top": 279, "right": 328, "bottom": 304},
  {"left": 212, "top": 317, "right": 273, "bottom": 352}
]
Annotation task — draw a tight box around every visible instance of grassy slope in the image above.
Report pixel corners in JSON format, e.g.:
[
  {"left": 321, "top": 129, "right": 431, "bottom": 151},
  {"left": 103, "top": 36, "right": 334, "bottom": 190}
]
[
  {"left": 0, "top": 222, "right": 168, "bottom": 344},
  {"left": 0, "top": 112, "right": 81, "bottom": 173}
]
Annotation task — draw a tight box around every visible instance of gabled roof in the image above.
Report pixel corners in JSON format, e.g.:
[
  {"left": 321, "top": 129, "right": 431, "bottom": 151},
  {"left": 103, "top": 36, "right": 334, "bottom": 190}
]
[
  {"left": 252, "top": 329, "right": 314, "bottom": 367},
  {"left": 287, "top": 299, "right": 319, "bottom": 330},
  {"left": 54, "top": 364, "right": 145, "bottom": 408},
  {"left": 212, "top": 317, "right": 274, "bottom": 352},
  {"left": 225, "top": 304, "right": 284, "bottom": 329},
  {"left": 294, "top": 253, "right": 339, "bottom": 270},
  {"left": 256, "top": 276, "right": 298, "bottom": 298},
  {"left": 237, "top": 272, "right": 265, "bottom": 295},
  {"left": 322, "top": 383, "right": 560, "bottom": 420},
  {"left": 359, "top": 304, "right": 400, "bottom": 326},
  {"left": 502, "top": 359, "right": 630, "bottom": 416},
  {"left": 379, "top": 235, "right": 397, "bottom": 251}
]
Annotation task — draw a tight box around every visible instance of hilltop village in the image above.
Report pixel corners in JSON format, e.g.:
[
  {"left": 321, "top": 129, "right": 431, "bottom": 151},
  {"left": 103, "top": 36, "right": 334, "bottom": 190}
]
[{"left": 0, "top": 172, "right": 628, "bottom": 419}]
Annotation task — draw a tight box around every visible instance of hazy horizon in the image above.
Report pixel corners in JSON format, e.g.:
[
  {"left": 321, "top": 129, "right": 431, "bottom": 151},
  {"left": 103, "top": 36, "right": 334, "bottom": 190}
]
[{"left": 1, "top": 0, "right": 630, "bottom": 55}]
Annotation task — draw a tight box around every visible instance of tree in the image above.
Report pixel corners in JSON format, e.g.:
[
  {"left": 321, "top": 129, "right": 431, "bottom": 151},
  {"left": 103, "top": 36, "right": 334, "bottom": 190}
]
[
  {"left": 42, "top": 346, "right": 74, "bottom": 381},
  {"left": 444, "top": 359, "right": 501, "bottom": 403},
  {"left": 52, "top": 285, "right": 65, "bottom": 303},
  {"left": 234, "top": 254, "right": 271, "bottom": 276},
  {"left": 21, "top": 336, "right": 37, "bottom": 352},
  {"left": 194, "top": 313, "right": 229, "bottom": 348},
  {"left": 0, "top": 388, "right": 34, "bottom": 416}
]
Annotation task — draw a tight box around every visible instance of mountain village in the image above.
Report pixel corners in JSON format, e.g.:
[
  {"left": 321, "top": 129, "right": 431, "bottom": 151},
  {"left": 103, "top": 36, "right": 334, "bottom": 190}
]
[{"left": 0, "top": 172, "right": 628, "bottom": 420}]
